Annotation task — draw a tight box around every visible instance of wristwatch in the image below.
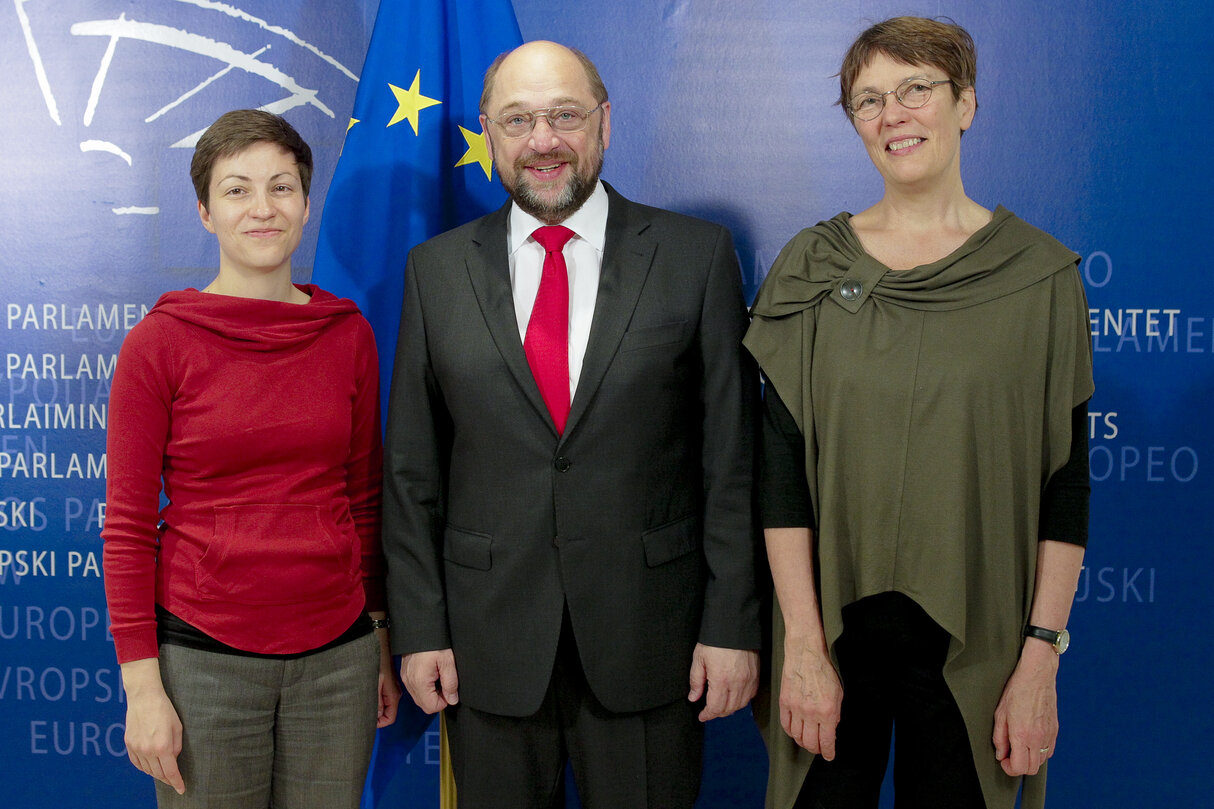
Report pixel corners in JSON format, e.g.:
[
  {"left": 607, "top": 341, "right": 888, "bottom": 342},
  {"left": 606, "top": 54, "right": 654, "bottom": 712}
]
[
  {"left": 369, "top": 616, "right": 392, "bottom": 630},
  {"left": 1024, "top": 625, "right": 1069, "bottom": 654}
]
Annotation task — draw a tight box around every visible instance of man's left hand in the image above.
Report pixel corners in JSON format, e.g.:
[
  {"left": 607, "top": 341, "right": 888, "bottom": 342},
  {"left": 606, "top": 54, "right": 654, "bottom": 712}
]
[{"left": 688, "top": 643, "right": 759, "bottom": 722}]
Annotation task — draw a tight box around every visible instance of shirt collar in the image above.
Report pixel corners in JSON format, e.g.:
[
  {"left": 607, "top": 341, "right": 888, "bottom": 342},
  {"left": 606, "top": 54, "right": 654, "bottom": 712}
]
[{"left": 508, "top": 181, "right": 609, "bottom": 255}]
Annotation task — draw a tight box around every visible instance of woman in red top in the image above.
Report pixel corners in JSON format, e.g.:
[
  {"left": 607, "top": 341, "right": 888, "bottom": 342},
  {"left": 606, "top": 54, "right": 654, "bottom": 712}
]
[{"left": 103, "top": 109, "right": 400, "bottom": 808}]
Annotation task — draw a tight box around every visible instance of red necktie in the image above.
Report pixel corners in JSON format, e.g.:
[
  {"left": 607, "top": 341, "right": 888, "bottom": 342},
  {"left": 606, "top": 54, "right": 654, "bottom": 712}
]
[{"left": 525, "top": 226, "right": 575, "bottom": 434}]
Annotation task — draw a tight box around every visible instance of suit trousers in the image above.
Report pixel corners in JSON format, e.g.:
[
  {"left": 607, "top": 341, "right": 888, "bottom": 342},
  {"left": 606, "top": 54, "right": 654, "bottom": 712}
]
[
  {"left": 795, "top": 592, "right": 985, "bottom": 809},
  {"left": 446, "top": 611, "right": 704, "bottom": 809},
  {"left": 152, "top": 632, "right": 380, "bottom": 809}
]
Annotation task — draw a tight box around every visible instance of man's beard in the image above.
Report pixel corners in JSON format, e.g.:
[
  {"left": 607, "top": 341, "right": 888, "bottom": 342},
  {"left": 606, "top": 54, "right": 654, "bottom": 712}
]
[
  {"left": 506, "top": 154, "right": 600, "bottom": 224},
  {"left": 499, "top": 126, "right": 605, "bottom": 223}
]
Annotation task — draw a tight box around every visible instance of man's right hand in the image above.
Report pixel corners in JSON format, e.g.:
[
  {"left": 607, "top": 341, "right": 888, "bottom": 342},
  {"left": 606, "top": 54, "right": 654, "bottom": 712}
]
[{"left": 401, "top": 649, "right": 460, "bottom": 713}]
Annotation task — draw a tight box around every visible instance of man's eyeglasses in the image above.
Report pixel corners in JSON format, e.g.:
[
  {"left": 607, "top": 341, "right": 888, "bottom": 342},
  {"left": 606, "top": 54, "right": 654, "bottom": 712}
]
[
  {"left": 848, "top": 79, "right": 952, "bottom": 121},
  {"left": 485, "top": 105, "right": 603, "bottom": 138}
]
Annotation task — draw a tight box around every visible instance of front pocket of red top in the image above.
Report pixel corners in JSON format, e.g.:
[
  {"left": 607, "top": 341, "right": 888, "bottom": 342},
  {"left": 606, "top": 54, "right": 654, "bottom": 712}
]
[{"left": 197, "top": 504, "right": 358, "bottom": 606}]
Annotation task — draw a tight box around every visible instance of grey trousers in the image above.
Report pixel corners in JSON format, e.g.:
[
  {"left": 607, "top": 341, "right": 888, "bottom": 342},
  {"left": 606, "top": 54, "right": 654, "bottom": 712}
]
[{"left": 153, "top": 631, "right": 379, "bottom": 809}]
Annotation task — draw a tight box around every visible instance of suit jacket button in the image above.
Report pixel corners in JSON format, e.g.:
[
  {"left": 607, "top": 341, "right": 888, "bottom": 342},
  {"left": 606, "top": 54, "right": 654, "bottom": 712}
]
[
  {"left": 553, "top": 536, "right": 563, "bottom": 548},
  {"left": 554, "top": 457, "right": 572, "bottom": 472}
]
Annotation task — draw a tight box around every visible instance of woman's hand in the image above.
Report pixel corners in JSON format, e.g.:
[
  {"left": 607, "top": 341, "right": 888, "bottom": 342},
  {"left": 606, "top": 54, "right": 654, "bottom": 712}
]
[
  {"left": 372, "top": 614, "right": 402, "bottom": 728},
  {"left": 763, "top": 527, "right": 843, "bottom": 759},
  {"left": 992, "top": 640, "right": 1059, "bottom": 776},
  {"left": 994, "top": 540, "right": 1084, "bottom": 776},
  {"left": 120, "top": 659, "right": 186, "bottom": 795},
  {"left": 779, "top": 635, "right": 844, "bottom": 759},
  {"left": 377, "top": 669, "right": 403, "bottom": 728}
]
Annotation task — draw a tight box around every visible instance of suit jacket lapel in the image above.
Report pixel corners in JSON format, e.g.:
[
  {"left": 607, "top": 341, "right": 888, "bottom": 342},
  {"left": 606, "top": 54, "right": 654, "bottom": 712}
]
[
  {"left": 463, "top": 203, "right": 556, "bottom": 432},
  {"left": 564, "top": 187, "right": 656, "bottom": 440}
]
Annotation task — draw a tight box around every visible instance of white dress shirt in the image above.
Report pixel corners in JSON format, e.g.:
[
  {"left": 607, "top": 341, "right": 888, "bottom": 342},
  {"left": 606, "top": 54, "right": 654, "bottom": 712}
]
[{"left": 507, "top": 181, "right": 608, "bottom": 400}]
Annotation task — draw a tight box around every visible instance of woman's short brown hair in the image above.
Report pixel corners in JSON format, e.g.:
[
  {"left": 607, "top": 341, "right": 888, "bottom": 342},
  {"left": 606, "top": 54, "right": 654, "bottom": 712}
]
[
  {"left": 837, "top": 17, "right": 977, "bottom": 118},
  {"left": 190, "top": 110, "right": 313, "bottom": 207}
]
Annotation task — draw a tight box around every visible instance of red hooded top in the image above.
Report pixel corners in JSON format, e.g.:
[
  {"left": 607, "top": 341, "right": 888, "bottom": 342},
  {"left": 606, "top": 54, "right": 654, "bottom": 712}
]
[{"left": 102, "top": 285, "right": 384, "bottom": 663}]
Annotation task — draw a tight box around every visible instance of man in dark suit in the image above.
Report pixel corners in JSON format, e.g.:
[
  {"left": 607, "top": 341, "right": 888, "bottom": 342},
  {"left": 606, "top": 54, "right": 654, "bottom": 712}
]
[{"left": 383, "top": 40, "right": 759, "bottom": 808}]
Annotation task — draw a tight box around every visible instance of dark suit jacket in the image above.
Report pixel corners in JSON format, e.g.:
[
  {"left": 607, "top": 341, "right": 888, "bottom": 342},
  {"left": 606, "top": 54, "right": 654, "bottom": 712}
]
[{"left": 383, "top": 185, "right": 759, "bottom": 717}]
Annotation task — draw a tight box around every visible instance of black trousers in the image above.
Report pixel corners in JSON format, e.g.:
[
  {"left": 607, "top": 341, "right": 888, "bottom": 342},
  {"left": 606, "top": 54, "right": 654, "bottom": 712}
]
[
  {"left": 446, "top": 611, "right": 703, "bottom": 809},
  {"left": 796, "top": 592, "right": 985, "bottom": 809}
]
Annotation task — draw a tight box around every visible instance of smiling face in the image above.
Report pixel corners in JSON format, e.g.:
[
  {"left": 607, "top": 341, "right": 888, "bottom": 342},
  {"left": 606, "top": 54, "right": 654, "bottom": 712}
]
[
  {"left": 851, "top": 52, "right": 975, "bottom": 192},
  {"left": 198, "top": 141, "right": 309, "bottom": 279},
  {"left": 480, "top": 42, "right": 611, "bottom": 224}
]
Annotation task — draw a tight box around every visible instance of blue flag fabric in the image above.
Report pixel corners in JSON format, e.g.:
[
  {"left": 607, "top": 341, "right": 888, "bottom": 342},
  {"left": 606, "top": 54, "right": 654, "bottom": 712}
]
[
  {"left": 311, "top": 0, "right": 521, "bottom": 805},
  {"left": 314, "top": 0, "right": 522, "bottom": 400}
]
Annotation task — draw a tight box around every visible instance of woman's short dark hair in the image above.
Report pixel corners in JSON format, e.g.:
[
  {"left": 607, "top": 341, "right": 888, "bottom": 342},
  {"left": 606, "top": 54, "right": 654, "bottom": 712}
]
[
  {"left": 190, "top": 110, "right": 313, "bottom": 207},
  {"left": 837, "top": 17, "right": 977, "bottom": 118}
]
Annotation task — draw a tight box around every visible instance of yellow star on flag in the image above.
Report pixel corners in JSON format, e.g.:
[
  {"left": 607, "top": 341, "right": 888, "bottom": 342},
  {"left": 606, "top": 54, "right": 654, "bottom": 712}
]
[
  {"left": 387, "top": 70, "right": 442, "bottom": 135},
  {"left": 340, "top": 118, "right": 361, "bottom": 157},
  {"left": 454, "top": 125, "right": 494, "bottom": 180}
]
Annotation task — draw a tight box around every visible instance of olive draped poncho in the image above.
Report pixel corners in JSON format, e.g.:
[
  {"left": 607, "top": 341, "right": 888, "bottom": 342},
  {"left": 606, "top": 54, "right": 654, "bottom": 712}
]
[{"left": 744, "top": 207, "right": 1094, "bottom": 809}]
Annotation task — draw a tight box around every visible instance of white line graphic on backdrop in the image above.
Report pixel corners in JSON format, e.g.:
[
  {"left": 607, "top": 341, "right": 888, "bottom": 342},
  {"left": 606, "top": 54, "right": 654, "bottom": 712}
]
[
  {"left": 80, "top": 140, "right": 132, "bottom": 165},
  {"left": 83, "top": 12, "right": 125, "bottom": 126},
  {"left": 70, "top": 16, "right": 336, "bottom": 117},
  {"left": 145, "top": 44, "right": 271, "bottom": 124},
  {"left": 173, "top": 0, "right": 357, "bottom": 81},
  {"left": 14, "top": 0, "right": 62, "bottom": 124},
  {"left": 15, "top": 3, "right": 354, "bottom": 215}
]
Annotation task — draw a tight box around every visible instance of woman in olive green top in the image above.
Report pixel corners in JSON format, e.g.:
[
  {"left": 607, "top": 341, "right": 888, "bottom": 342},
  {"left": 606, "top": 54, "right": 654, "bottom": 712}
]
[{"left": 744, "top": 17, "right": 1093, "bottom": 809}]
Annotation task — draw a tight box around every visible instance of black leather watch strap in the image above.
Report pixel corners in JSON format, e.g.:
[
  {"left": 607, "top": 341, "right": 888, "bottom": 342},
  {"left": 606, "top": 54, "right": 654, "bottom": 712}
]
[{"left": 1024, "top": 624, "right": 1068, "bottom": 653}]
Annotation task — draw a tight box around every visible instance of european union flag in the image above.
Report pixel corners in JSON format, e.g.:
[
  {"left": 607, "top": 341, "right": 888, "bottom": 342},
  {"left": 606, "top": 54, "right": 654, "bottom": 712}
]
[
  {"left": 314, "top": 0, "right": 522, "bottom": 398},
  {"left": 311, "top": 1, "right": 521, "bottom": 806}
]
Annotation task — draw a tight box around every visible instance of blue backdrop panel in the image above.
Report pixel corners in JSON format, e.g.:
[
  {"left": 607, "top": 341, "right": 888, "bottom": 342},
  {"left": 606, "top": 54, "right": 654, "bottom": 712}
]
[{"left": 1, "top": 1, "right": 1210, "bottom": 807}]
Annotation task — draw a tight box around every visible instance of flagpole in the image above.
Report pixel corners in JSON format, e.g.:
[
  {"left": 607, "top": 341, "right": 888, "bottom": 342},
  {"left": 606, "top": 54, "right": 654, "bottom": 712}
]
[{"left": 440, "top": 712, "right": 457, "bottom": 809}]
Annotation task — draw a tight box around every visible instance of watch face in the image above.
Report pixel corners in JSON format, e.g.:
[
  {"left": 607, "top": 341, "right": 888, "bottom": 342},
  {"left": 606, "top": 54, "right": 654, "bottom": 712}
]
[{"left": 1054, "top": 629, "right": 1071, "bottom": 654}]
